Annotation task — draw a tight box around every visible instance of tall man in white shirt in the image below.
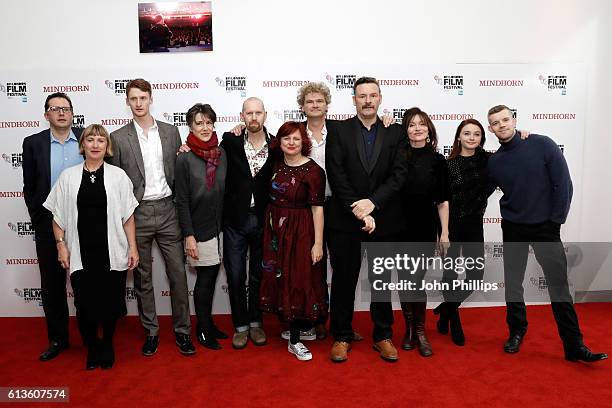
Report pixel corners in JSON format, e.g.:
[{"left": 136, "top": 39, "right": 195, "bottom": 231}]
[{"left": 109, "top": 78, "right": 195, "bottom": 356}]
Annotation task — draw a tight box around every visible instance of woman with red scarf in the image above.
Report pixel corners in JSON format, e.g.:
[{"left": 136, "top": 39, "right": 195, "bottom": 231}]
[{"left": 175, "top": 103, "right": 228, "bottom": 350}]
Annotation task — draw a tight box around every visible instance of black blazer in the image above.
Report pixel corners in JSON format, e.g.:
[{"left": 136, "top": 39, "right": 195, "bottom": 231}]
[
  {"left": 22, "top": 127, "right": 83, "bottom": 234},
  {"left": 220, "top": 128, "right": 274, "bottom": 229},
  {"left": 326, "top": 116, "right": 407, "bottom": 238}
]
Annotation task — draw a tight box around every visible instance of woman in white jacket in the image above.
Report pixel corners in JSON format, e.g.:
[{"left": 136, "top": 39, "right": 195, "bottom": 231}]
[{"left": 44, "top": 124, "right": 139, "bottom": 370}]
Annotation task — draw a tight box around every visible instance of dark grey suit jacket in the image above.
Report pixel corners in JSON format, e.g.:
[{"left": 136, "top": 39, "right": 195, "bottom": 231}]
[
  {"left": 108, "top": 120, "right": 182, "bottom": 202},
  {"left": 22, "top": 127, "right": 83, "bottom": 235}
]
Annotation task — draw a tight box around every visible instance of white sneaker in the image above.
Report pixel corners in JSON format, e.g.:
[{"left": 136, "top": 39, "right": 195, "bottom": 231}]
[
  {"left": 281, "top": 328, "right": 316, "bottom": 341},
  {"left": 288, "top": 341, "right": 313, "bottom": 361}
]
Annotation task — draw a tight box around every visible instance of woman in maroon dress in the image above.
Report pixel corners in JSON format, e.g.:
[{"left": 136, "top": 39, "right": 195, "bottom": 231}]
[{"left": 260, "top": 121, "right": 327, "bottom": 361}]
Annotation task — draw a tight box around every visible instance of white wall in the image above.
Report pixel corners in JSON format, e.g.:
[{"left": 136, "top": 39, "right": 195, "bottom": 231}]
[
  {"left": 2, "top": 0, "right": 610, "bottom": 241},
  {"left": 1, "top": 1, "right": 611, "bottom": 316}
]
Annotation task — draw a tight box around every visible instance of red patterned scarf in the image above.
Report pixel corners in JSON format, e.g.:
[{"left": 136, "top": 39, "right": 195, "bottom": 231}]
[{"left": 186, "top": 132, "right": 221, "bottom": 190}]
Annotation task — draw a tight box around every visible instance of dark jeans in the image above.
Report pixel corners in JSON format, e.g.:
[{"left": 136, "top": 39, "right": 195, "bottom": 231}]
[
  {"left": 35, "top": 231, "right": 70, "bottom": 346},
  {"left": 194, "top": 264, "right": 220, "bottom": 333},
  {"left": 442, "top": 216, "right": 485, "bottom": 304},
  {"left": 223, "top": 213, "right": 264, "bottom": 331},
  {"left": 328, "top": 230, "right": 397, "bottom": 343},
  {"left": 501, "top": 219, "right": 582, "bottom": 348},
  {"left": 289, "top": 319, "right": 313, "bottom": 344}
]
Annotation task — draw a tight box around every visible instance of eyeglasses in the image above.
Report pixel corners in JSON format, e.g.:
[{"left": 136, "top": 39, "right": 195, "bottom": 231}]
[{"left": 47, "top": 106, "right": 73, "bottom": 114}]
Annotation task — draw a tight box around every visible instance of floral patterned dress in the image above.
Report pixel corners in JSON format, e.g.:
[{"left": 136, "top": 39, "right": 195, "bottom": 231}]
[{"left": 260, "top": 159, "right": 328, "bottom": 322}]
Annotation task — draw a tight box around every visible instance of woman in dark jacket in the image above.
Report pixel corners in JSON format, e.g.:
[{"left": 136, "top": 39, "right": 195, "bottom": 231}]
[
  {"left": 399, "top": 107, "right": 450, "bottom": 357},
  {"left": 436, "top": 119, "right": 490, "bottom": 346},
  {"left": 175, "top": 103, "right": 228, "bottom": 350}
]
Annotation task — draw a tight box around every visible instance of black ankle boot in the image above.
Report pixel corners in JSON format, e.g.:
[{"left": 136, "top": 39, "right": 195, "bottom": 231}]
[
  {"left": 401, "top": 303, "right": 415, "bottom": 350},
  {"left": 197, "top": 329, "right": 221, "bottom": 350},
  {"left": 448, "top": 304, "right": 465, "bottom": 346},
  {"left": 100, "top": 340, "right": 115, "bottom": 369},
  {"left": 433, "top": 303, "right": 449, "bottom": 335},
  {"left": 86, "top": 340, "right": 101, "bottom": 370},
  {"left": 211, "top": 324, "right": 229, "bottom": 340}
]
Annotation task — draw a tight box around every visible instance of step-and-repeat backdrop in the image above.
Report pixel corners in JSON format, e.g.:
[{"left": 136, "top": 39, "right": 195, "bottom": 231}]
[{"left": 0, "top": 63, "right": 588, "bottom": 316}]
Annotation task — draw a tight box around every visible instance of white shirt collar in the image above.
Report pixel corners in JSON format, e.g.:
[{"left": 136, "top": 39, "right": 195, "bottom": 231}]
[
  {"left": 306, "top": 122, "right": 327, "bottom": 142},
  {"left": 133, "top": 117, "right": 158, "bottom": 136}
]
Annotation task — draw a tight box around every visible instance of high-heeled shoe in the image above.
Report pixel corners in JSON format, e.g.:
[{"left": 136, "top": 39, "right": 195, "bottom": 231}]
[
  {"left": 448, "top": 304, "right": 465, "bottom": 346},
  {"left": 433, "top": 302, "right": 449, "bottom": 335}
]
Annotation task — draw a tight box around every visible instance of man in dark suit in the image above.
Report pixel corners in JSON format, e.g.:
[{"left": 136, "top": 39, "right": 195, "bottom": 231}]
[
  {"left": 220, "top": 97, "right": 274, "bottom": 349},
  {"left": 22, "top": 92, "right": 83, "bottom": 361},
  {"left": 326, "top": 77, "right": 407, "bottom": 362},
  {"left": 108, "top": 78, "right": 195, "bottom": 357}
]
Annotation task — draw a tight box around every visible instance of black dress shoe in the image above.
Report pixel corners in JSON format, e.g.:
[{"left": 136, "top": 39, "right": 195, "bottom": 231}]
[
  {"left": 565, "top": 346, "right": 608, "bottom": 363},
  {"left": 211, "top": 325, "right": 229, "bottom": 340},
  {"left": 197, "top": 331, "right": 221, "bottom": 350},
  {"left": 504, "top": 333, "right": 524, "bottom": 354},
  {"left": 39, "top": 341, "right": 68, "bottom": 362},
  {"left": 142, "top": 335, "right": 159, "bottom": 357},
  {"left": 175, "top": 333, "right": 196, "bottom": 355}
]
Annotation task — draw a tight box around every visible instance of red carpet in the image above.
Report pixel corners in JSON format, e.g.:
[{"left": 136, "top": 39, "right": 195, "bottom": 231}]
[{"left": 1, "top": 303, "right": 611, "bottom": 408}]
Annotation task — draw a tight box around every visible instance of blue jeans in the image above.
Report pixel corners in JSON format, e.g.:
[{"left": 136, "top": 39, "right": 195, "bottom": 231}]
[{"left": 223, "top": 213, "right": 264, "bottom": 332}]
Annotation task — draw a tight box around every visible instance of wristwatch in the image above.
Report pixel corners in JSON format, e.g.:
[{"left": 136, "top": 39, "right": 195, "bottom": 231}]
[{"left": 55, "top": 237, "right": 65, "bottom": 244}]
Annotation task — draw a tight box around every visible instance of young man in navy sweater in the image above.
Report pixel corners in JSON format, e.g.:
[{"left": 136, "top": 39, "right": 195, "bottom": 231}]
[{"left": 487, "top": 104, "right": 606, "bottom": 363}]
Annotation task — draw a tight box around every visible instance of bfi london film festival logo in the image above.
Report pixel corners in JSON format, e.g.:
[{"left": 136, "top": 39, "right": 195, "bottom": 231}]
[
  {"left": 2, "top": 153, "right": 22, "bottom": 169},
  {"left": 0, "top": 82, "right": 28, "bottom": 102},
  {"left": 8, "top": 221, "right": 34, "bottom": 239},
  {"left": 126, "top": 286, "right": 137, "bottom": 302},
  {"left": 530, "top": 276, "right": 549, "bottom": 292},
  {"left": 72, "top": 114, "right": 86, "bottom": 129},
  {"left": 215, "top": 76, "right": 247, "bottom": 96},
  {"left": 433, "top": 75, "right": 464, "bottom": 95},
  {"left": 382, "top": 108, "right": 407, "bottom": 124},
  {"left": 484, "top": 244, "right": 505, "bottom": 259},
  {"left": 274, "top": 109, "right": 305, "bottom": 122},
  {"left": 538, "top": 74, "right": 567, "bottom": 95},
  {"left": 163, "top": 112, "right": 187, "bottom": 127},
  {"left": 105, "top": 79, "right": 130, "bottom": 95},
  {"left": 325, "top": 74, "right": 356, "bottom": 91},
  {"left": 14, "top": 287, "right": 43, "bottom": 306}
]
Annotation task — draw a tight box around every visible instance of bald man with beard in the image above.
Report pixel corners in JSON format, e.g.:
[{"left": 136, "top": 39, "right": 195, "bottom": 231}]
[{"left": 220, "top": 97, "right": 275, "bottom": 349}]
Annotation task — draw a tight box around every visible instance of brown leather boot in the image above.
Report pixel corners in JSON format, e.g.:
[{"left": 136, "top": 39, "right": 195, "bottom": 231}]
[
  {"left": 401, "top": 302, "right": 416, "bottom": 350},
  {"left": 413, "top": 302, "right": 433, "bottom": 357}
]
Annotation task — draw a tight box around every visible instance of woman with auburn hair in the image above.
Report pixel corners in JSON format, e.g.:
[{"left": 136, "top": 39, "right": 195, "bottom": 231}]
[
  {"left": 399, "top": 107, "right": 450, "bottom": 357},
  {"left": 259, "top": 121, "right": 327, "bottom": 361},
  {"left": 44, "top": 124, "right": 139, "bottom": 370}
]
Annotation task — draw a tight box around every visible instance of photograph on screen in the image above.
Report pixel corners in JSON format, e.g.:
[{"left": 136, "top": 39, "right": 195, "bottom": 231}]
[{"left": 138, "top": 1, "right": 213, "bottom": 53}]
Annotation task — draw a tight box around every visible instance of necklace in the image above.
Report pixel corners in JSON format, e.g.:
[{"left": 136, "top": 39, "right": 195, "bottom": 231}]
[{"left": 84, "top": 163, "right": 102, "bottom": 184}]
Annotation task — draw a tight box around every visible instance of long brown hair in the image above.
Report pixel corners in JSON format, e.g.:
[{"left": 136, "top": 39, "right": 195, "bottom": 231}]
[
  {"left": 401, "top": 107, "right": 438, "bottom": 151},
  {"left": 447, "top": 119, "right": 486, "bottom": 160}
]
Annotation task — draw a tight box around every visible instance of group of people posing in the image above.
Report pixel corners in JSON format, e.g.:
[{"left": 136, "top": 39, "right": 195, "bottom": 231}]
[{"left": 23, "top": 77, "right": 607, "bottom": 370}]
